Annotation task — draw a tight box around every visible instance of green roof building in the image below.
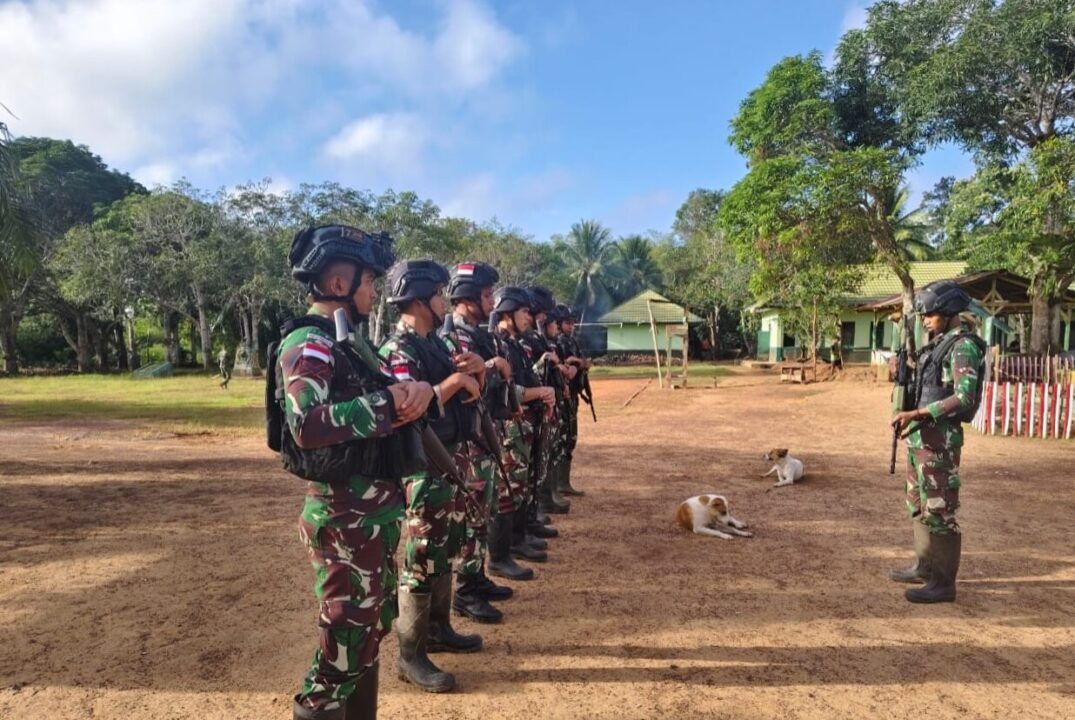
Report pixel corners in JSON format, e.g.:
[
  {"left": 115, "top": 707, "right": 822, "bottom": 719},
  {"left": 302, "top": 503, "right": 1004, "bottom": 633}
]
[{"left": 596, "top": 290, "right": 702, "bottom": 354}]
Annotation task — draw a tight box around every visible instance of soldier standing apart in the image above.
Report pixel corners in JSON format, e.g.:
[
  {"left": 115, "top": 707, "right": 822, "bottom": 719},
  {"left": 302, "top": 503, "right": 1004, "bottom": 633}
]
[
  {"left": 275, "top": 225, "right": 433, "bottom": 720},
  {"left": 556, "top": 305, "right": 591, "bottom": 497},
  {"left": 489, "top": 287, "right": 556, "bottom": 578},
  {"left": 891, "top": 281, "right": 985, "bottom": 604},
  {"left": 217, "top": 347, "right": 231, "bottom": 389},
  {"left": 379, "top": 260, "right": 486, "bottom": 693},
  {"left": 440, "top": 262, "right": 516, "bottom": 623}
]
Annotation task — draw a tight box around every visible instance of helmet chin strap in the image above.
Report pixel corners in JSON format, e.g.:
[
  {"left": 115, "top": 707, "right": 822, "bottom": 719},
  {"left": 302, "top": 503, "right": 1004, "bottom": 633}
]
[{"left": 310, "top": 265, "right": 367, "bottom": 323}]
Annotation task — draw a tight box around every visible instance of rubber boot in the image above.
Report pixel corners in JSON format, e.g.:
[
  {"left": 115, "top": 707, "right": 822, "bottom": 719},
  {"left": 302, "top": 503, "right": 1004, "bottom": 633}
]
[
  {"left": 452, "top": 572, "right": 503, "bottom": 624},
  {"left": 396, "top": 589, "right": 455, "bottom": 693},
  {"left": 345, "top": 662, "right": 378, "bottom": 720},
  {"left": 906, "top": 533, "right": 961, "bottom": 604},
  {"left": 487, "top": 513, "right": 534, "bottom": 581},
  {"left": 427, "top": 574, "right": 484, "bottom": 651},
  {"left": 558, "top": 455, "right": 585, "bottom": 497},
  {"left": 511, "top": 510, "right": 548, "bottom": 562},
  {"left": 889, "top": 520, "right": 931, "bottom": 583},
  {"left": 535, "top": 506, "right": 554, "bottom": 527},
  {"left": 293, "top": 697, "right": 346, "bottom": 720},
  {"left": 523, "top": 503, "right": 549, "bottom": 550},
  {"left": 474, "top": 566, "right": 513, "bottom": 601},
  {"left": 541, "top": 465, "right": 571, "bottom": 514},
  {"left": 528, "top": 516, "right": 558, "bottom": 539}
]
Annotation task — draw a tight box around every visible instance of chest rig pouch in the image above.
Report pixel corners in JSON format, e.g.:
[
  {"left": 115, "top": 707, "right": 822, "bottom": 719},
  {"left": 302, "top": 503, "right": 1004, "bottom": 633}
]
[
  {"left": 914, "top": 330, "right": 987, "bottom": 423},
  {"left": 267, "top": 315, "right": 425, "bottom": 483},
  {"left": 407, "top": 330, "right": 479, "bottom": 445}
]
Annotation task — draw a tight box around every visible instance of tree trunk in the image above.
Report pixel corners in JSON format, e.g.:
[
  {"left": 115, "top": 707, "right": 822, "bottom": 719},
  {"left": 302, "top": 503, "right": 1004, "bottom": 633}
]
[
  {"left": 372, "top": 294, "right": 388, "bottom": 344},
  {"left": 197, "top": 304, "right": 212, "bottom": 372},
  {"left": 188, "top": 320, "right": 198, "bottom": 368},
  {"left": 115, "top": 322, "right": 129, "bottom": 372},
  {"left": 811, "top": 298, "right": 818, "bottom": 377},
  {"left": 76, "top": 314, "right": 92, "bottom": 373},
  {"left": 127, "top": 315, "right": 141, "bottom": 370},
  {"left": 1049, "top": 300, "right": 1063, "bottom": 351},
  {"left": 250, "top": 303, "right": 263, "bottom": 372},
  {"left": 93, "top": 320, "right": 110, "bottom": 371},
  {"left": 164, "top": 311, "right": 181, "bottom": 365},
  {"left": 1029, "top": 285, "right": 1051, "bottom": 354},
  {"left": 1, "top": 322, "right": 17, "bottom": 375},
  {"left": 711, "top": 304, "right": 719, "bottom": 359}
]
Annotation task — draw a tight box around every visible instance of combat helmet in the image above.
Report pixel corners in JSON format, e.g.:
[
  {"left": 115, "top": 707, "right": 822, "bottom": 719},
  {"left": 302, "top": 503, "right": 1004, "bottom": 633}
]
[
  {"left": 555, "top": 304, "right": 577, "bottom": 323},
  {"left": 914, "top": 281, "right": 972, "bottom": 317},
  {"left": 526, "top": 286, "right": 556, "bottom": 315},
  {"left": 385, "top": 260, "right": 450, "bottom": 305},
  {"left": 288, "top": 225, "right": 394, "bottom": 284},
  {"left": 448, "top": 261, "right": 500, "bottom": 302},
  {"left": 492, "top": 286, "right": 532, "bottom": 315}
]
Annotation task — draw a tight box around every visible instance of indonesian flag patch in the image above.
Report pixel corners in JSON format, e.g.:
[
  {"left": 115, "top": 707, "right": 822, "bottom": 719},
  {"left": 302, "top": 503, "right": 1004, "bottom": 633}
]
[
  {"left": 301, "top": 342, "right": 332, "bottom": 364},
  {"left": 391, "top": 359, "right": 413, "bottom": 381},
  {"left": 456, "top": 263, "right": 475, "bottom": 276}
]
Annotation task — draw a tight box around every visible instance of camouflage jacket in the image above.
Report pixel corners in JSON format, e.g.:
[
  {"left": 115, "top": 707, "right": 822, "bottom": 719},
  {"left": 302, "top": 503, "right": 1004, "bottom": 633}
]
[{"left": 916, "top": 323, "right": 984, "bottom": 422}]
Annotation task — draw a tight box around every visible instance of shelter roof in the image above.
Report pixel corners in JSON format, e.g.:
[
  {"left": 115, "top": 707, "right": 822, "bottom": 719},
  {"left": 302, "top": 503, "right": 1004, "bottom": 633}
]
[
  {"left": 597, "top": 289, "right": 703, "bottom": 324},
  {"left": 859, "top": 269, "right": 1075, "bottom": 314}
]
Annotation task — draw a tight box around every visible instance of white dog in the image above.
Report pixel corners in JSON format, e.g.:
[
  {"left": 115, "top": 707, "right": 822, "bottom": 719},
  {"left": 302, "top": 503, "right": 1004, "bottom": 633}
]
[
  {"left": 675, "top": 494, "right": 752, "bottom": 539},
  {"left": 761, "top": 448, "right": 804, "bottom": 487}
]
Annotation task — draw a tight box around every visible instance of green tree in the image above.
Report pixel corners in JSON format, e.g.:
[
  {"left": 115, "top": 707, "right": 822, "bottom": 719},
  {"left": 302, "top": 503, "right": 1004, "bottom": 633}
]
[
  {"left": 886, "top": 186, "right": 936, "bottom": 261},
  {"left": 612, "top": 234, "right": 662, "bottom": 300},
  {"left": 551, "top": 219, "right": 620, "bottom": 321}
]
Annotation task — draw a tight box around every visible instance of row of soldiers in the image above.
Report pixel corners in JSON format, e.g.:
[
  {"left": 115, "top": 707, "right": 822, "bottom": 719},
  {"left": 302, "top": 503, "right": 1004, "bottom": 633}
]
[{"left": 269, "top": 225, "right": 593, "bottom": 720}]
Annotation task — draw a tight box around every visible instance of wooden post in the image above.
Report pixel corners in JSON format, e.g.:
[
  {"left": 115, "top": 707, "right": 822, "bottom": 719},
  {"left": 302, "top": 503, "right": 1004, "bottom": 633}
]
[{"left": 647, "top": 299, "right": 664, "bottom": 389}]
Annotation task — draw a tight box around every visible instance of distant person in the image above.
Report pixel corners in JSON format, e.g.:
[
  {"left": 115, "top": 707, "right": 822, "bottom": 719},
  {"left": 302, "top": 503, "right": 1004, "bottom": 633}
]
[
  {"left": 890, "top": 281, "right": 985, "bottom": 604},
  {"left": 217, "top": 348, "right": 231, "bottom": 389},
  {"left": 830, "top": 339, "right": 843, "bottom": 373}
]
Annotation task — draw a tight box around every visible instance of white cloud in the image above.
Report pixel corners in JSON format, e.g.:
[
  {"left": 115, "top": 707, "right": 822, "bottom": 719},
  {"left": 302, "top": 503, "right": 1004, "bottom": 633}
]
[
  {"left": 607, "top": 189, "right": 677, "bottom": 234},
  {"left": 321, "top": 113, "right": 430, "bottom": 185},
  {"left": 0, "top": 0, "right": 524, "bottom": 183},
  {"left": 840, "top": 4, "right": 869, "bottom": 33},
  {"left": 133, "top": 161, "right": 179, "bottom": 188}
]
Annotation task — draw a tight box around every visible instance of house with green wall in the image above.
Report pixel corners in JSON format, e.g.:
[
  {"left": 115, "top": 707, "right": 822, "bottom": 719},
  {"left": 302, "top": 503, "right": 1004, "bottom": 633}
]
[
  {"left": 754, "top": 262, "right": 1075, "bottom": 364},
  {"left": 596, "top": 290, "right": 703, "bottom": 354}
]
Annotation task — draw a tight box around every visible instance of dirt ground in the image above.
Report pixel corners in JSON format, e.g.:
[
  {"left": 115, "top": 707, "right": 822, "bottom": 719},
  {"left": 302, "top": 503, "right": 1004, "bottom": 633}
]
[{"left": 2, "top": 370, "right": 1074, "bottom": 720}]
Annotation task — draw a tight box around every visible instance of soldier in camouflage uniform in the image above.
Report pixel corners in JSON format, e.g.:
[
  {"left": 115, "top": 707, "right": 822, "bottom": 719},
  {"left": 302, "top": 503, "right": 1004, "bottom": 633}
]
[
  {"left": 521, "top": 287, "right": 574, "bottom": 518},
  {"left": 554, "top": 304, "right": 591, "bottom": 497},
  {"left": 379, "top": 260, "right": 487, "bottom": 693},
  {"left": 276, "top": 225, "right": 434, "bottom": 720},
  {"left": 891, "top": 281, "right": 985, "bottom": 604},
  {"left": 490, "top": 286, "right": 557, "bottom": 577},
  {"left": 440, "top": 262, "right": 517, "bottom": 622}
]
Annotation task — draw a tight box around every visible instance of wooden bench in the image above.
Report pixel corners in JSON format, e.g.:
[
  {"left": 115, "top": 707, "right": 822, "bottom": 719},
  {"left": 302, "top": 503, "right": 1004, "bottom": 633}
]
[{"left": 779, "top": 362, "right": 815, "bottom": 384}]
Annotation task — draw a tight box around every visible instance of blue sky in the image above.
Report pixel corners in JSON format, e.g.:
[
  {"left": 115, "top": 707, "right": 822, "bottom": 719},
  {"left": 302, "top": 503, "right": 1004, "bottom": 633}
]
[{"left": 1, "top": 0, "right": 975, "bottom": 241}]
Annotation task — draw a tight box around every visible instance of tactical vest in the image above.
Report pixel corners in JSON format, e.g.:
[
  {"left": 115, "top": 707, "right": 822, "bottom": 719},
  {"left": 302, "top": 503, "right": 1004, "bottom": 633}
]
[
  {"left": 397, "top": 327, "right": 478, "bottom": 446},
  {"left": 265, "top": 315, "right": 425, "bottom": 483},
  {"left": 914, "top": 329, "right": 987, "bottom": 424},
  {"left": 442, "top": 314, "right": 514, "bottom": 420}
]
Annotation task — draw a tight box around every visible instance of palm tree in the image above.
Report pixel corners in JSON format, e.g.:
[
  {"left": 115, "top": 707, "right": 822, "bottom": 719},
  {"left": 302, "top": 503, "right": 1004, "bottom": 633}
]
[
  {"left": 0, "top": 114, "right": 37, "bottom": 295},
  {"left": 885, "top": 186, "right": 936, "bottom": 261},
  {"left": 612, "top": 234, "right": 662, "bottom": 301},
  {"left": 554, "top": 219, "right": 619, "bottom": 321}
]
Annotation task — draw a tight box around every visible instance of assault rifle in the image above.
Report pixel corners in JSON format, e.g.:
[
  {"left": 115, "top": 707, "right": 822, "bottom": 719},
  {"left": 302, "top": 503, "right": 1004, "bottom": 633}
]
[
  {"left": 889, "top": 308, "right": 918, "bottom": 474},
  {"left": 578, "top": 367, "right": 597, "bottom": 422}
]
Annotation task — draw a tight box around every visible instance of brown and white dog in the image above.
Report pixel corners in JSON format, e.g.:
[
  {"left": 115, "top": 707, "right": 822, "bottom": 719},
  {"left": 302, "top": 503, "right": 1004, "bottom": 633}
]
[
  {"left": 761, "top": 448, "right": 804, "bottom": 487},
  {"left": 675, "top": 494, "right": 752, "bottom": 539}
]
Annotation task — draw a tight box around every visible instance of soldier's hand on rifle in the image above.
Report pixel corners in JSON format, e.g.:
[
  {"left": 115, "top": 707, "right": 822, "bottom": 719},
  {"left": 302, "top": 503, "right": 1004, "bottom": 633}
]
[
  {"left": 892, "top": 407, "right": 928, "bottom": 434},
  {"left": 558, "top": 363, "right": 578, "bottom": 380},
  {"left": 442, "top": 372, "right": 481, "bottom": 404},
  {"left": 487, "top": 355, "right": 511, "bottom": 380},
  {"left": 541, "top": 350, "right": 561, "bottom": 365},
  {"left": 390, "top": 381, "right": 434, "bottom": 426},
  {"left": 454, "top": 351, "right": 486, "bottom": 377}
]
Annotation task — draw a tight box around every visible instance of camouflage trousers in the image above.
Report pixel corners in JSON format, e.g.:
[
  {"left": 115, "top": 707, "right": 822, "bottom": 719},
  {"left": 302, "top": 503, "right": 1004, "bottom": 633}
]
[
  {"left": 564, "top": 397, "right": 579, "bottom": 459},
  {"left": 401, "top": 459, "right": 468, "bottom": 593},
  {"left": 498, "top": 417, "right": 533, "bottom": 514},
  {"left": 457, "top": 445, "right": 499, "bottom": 578},
  {"left": 905, "top": 423, "right": 962, "bottom": 535},
  {"left": 296, "top": 482, "right": 403, "bottom": 711}
]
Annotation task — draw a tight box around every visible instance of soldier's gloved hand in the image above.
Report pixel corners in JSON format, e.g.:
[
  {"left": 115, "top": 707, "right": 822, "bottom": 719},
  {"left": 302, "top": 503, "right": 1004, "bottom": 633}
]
[{"left": 390, "top": 381, "right": 434, "bottom": 425}]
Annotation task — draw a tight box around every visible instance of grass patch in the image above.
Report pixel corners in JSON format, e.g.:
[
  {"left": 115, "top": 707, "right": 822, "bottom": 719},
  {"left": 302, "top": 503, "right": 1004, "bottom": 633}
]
[
  {"left": 0, "top": 374, "right": 265, "bottom": 435},
  {"left": 588, "top": 363, "right": 735, "bottom": 380}
]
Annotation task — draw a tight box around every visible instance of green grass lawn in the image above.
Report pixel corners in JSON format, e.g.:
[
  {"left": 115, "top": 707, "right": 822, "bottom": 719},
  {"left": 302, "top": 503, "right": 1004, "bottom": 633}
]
[
  {"left": 588, "top": 362, "right": 735, "bottom": 380},
  {"left": 0, "top": 374, "right": 265, "bottom": 434}
]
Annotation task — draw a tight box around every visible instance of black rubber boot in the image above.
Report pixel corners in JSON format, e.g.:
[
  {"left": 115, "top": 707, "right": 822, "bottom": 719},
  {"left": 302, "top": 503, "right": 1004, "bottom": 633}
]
[
  {"left": 535, "top": 506, "right": 553, "bottom": 526},
  {"left": 345, "top": 662, "right": 378, "bottom": 720},
  {"left": 396, "top": 589, "right": 455, "bottom": 693},
  {"left": 559, "top": 455, "right": 585, "bottom": 496},
  {"left": 487, "top": 513, "right": 535, "bottom": 581},
  {"left": 890, "top": 520, "right": 931, "bottom": 583},
  {"left": 474, "top": 566, "right": 513, "bottom": 601},
  {"left": 528, "top": 519, "right": 558, "bottom": 538},
  {"left": 293, "top": 696, "right": 346, "bottom": 719},
  {"left": 452, "top": 573, "right": 503, "bottom": 624},
  {"left": 906, "top": 533, "right": 961, "bottom": 604},
  {"left": 541, "top": 465, "right": 571, "bottom": 514},
  {"left": 428, "top": 573, "right": 484, "bottom": 652},
  {"left": 510, "top": 510, "right": 548, "bottom": 563}
]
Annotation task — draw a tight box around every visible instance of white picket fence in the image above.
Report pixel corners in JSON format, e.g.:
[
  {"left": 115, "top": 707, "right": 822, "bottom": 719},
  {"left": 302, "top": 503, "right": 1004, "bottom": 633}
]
[{"left": 971, "top": 353, "right": 1075, "bottom": 440}]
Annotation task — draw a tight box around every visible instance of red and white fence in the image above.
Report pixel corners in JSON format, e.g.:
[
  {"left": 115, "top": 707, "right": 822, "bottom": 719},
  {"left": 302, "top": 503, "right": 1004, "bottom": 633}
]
[{"left": 971, "top": 353, "right": 1075, "bottom": 440}]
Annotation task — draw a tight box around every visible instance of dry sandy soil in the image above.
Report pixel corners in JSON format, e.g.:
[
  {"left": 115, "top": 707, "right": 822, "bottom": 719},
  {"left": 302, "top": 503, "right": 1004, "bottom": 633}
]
[{"left": 2, "top": 370, "right": 1074, "bottom": 720}]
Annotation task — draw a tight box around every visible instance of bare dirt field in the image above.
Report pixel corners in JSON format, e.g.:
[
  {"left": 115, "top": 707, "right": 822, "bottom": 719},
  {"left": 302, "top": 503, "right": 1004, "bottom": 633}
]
[{"left": 2, "top": 370, "right": 1074, "bottom": 719}]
